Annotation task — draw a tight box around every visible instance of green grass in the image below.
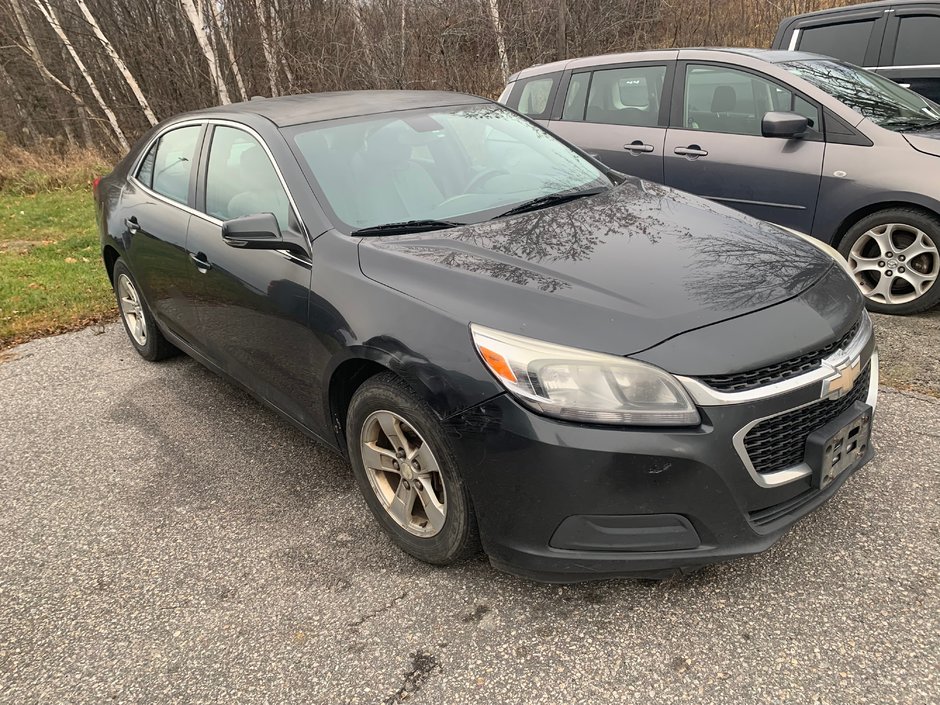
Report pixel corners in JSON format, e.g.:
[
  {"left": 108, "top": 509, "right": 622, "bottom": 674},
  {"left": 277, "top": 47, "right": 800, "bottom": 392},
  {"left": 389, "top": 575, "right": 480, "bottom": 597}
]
[{"left": 0, "top": 189, "right": 115, "bottom": 348}]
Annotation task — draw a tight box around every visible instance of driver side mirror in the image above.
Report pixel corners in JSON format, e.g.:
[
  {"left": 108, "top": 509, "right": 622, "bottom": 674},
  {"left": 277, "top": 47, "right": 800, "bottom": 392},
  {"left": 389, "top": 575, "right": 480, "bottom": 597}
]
[
  {"left": 761, "top": 111, "right": 810, "bottom": 139},
  {"left": 221, "top": 213, "right": 306, "bottom": 256}
]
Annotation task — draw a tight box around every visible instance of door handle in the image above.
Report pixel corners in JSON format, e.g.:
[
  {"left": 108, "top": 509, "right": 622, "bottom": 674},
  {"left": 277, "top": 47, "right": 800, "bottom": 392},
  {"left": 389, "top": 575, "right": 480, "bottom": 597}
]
[
  {"left": 624, "top": 140, "right": 654, "bottom": 153},
  {"left": 124, "top": 216, "right": 140, "bottom": 234},
  {"left": 674, "top": 145, "right": 708, "bottom": 158},
  {"left": 189, "top": 251, "right": 212, "bottom": 271}
]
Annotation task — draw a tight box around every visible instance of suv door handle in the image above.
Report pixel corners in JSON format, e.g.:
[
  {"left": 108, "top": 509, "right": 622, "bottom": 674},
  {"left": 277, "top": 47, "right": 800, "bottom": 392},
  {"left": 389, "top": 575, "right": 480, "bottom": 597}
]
[
  {"left": 674, "top": 145, "right": 708, "bottom": 158},
  {"left": 624, "top": 141, "right": 654, "bottom": 153},
  {"left": 189, "top": 251, "right": 212, "bottom": 271},
  {"left": 124, "top": 216, "right": 140, "bottom": 234}
]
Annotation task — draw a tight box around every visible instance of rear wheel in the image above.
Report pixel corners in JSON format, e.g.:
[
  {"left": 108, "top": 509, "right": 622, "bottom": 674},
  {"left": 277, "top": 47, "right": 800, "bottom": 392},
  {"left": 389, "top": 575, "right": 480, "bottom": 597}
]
[
  {"left": 839, "top": 208, "right": 940, "bottom": 315},
  {"left": 112, "top": 258, "right": 177, "bottom": 361},
  {"left": 346, "top": 373, "right": 479, "bottom": 565}
]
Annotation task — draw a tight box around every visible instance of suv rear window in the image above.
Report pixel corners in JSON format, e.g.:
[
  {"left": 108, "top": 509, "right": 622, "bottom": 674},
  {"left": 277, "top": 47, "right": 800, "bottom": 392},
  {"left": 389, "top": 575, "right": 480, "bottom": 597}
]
[
  {"left": 894, "top": 15, "right": 940, "bottom": 66},
  {"left": 797, "top": 21, "right": 875, "bottom": 65}
]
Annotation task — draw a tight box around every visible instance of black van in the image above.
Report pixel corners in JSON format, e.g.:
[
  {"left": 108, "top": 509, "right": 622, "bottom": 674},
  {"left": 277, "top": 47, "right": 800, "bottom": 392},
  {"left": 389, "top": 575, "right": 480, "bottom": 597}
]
[{"left": 772, "top": 0, "right": 940, "bottom": 103}]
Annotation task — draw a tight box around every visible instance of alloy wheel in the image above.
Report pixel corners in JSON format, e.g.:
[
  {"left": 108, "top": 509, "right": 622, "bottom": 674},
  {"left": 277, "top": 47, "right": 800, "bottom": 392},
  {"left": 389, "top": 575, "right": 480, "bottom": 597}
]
[
  {"left": 848, "top": 223, "right": 940, "bottom": 306},
  {"left": 359, "top": 410, "right": 447, "bottom": 538},
  {"left": 117, "top": 273, "right": 147, "bottom": 346}
]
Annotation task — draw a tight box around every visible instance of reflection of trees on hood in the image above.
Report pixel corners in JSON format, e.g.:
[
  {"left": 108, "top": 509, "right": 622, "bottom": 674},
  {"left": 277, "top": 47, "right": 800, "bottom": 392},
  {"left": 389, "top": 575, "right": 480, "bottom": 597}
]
[
  {"left": 683, "top": 222, "right": 831, "bottom": 310},
  {"left": 377, "top": 179, "right": 690, "bottom": 292}
]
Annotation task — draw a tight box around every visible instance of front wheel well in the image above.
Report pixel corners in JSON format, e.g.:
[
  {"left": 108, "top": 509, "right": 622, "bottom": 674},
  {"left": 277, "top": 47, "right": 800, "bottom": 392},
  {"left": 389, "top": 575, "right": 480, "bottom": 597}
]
[
  {"left": 103, "top": 245, "right": 121, "bottom": 283},
  {"left": 832, "top": 202, "right": 940, "bottom": 247},
  {"left": 328, "top": 359, "right": 390, "bottom": 453}
]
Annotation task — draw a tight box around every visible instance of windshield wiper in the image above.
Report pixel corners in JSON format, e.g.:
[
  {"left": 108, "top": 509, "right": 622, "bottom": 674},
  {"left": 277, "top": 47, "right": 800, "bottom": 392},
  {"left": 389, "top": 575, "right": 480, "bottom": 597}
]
[
  {"left": 897, "top": 119, "right": 940, "bottom": 132},
  {"left": 351, "top": 219, "right": 463, "bottom": 236},
  {"left": 494, "top": 186, "right": 609, "bottom": 219}
]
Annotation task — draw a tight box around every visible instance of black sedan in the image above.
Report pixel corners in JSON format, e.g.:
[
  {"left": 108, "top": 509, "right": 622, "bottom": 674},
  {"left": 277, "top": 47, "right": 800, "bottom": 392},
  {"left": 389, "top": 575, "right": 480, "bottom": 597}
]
[{"left": 95, "top": 91, "right": 877, "bottom": 582}]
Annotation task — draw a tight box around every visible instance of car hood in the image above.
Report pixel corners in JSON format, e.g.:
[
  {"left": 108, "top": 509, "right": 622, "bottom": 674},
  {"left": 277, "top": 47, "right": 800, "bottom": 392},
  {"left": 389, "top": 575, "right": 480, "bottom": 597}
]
[
  {"left": 903, "top": 130, "right": 940, "bottom": 157},
  {"left": 358, "top": 179, "right": 835, "bottom": 356}
]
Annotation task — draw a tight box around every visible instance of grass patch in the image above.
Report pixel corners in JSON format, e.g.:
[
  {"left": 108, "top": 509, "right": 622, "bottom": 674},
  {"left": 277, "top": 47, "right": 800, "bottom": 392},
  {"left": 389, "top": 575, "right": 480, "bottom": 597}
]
[{"left": 0, "top": 188, "right": 115, "bottom": 348}]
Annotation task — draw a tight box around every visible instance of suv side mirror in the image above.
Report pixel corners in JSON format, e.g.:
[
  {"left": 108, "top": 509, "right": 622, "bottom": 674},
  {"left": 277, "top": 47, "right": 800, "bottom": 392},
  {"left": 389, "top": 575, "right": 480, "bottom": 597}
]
[
  {"left": 761, "top": 111, "right": 810, "bottom": 139},
  {"left": 221, "top": 213, "right": 306, "bottom": 256}
]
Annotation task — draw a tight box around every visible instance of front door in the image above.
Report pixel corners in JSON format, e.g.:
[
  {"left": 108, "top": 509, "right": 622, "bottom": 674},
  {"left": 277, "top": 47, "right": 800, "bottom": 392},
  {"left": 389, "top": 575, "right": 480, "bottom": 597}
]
[
  {"left": 664, "top": 63, "right": 825, "bottom": 233},
  {"left": 185, "top": 124, "right": 320, "bottom": 430},
  {"left": 548, "top": 63, "right": 671, "bottom": 183}
]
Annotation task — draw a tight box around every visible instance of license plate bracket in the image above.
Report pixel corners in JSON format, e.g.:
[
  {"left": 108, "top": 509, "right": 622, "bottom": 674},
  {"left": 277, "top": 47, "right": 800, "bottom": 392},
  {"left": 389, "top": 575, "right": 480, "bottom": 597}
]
[{"left": 805, "top": 401, "right": 873, "bottom": 490}]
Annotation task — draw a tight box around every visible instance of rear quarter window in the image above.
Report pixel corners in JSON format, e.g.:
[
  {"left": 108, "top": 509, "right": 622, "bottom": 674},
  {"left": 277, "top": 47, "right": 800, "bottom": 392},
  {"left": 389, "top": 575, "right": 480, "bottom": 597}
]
[{"left": 506, "top": 74, "right": 559, "bottom": 120}]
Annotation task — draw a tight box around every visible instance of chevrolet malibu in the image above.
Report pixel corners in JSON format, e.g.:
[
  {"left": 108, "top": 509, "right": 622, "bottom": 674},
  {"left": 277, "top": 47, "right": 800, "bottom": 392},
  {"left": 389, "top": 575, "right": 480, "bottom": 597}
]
[{"left": 95, "top": 91, "right": 878, "bottom": 582}]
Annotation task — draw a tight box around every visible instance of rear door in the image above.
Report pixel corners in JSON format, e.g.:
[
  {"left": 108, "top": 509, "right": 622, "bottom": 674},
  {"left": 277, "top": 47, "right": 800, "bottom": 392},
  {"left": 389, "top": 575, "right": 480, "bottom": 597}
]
[
  {"left": 879, "top": 4, "right": 940, "bottom": 103},
  {"left": 663, "top": 62, "right": 825, "bottom": 233},
  {"left": 120, "top": 122, "right": 204, "bottom": 343},
  {"left": 547, "top": 62, "right": 674, "bottom": 183},
  {"left": 783, "top": 8, "right": 887, "bottom": 67}
]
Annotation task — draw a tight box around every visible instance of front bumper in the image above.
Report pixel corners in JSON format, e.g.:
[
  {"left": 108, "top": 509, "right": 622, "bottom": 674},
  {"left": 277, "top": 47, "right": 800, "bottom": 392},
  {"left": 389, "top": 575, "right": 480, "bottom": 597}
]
[{"left": 444, "top": 351, "right": 878, "bottom": 583}]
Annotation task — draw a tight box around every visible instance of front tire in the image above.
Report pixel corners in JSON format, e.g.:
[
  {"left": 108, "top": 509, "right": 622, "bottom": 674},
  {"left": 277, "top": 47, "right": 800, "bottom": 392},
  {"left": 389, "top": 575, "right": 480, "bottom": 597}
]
[
  {"left": 346, "top": 373, "right": 479, "bottom": 565},
  {"left": 838, "top": 208, "right": 940, "bottom": 315},
  {"left": 112, "top": 258, "right": 177, "bottom": 361}
]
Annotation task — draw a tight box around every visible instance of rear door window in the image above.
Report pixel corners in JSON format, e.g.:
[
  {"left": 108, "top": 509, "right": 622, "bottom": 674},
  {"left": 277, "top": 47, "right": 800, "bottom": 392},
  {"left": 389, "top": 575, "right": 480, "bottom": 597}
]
[
  {"left": 893, "top": 15, "right": 940, "bottom": 65},
  {"left": 144, "top": 125, "right": 201, "bottom": 205},
  {"left": 506, "top": 74, "right": 558, "bottom": 119},
  {"left": 796, "top": 21, "right": 875, "bottom": 65},
  {"left": 583, "top": 65, "right": 667, "bottom": 126}
]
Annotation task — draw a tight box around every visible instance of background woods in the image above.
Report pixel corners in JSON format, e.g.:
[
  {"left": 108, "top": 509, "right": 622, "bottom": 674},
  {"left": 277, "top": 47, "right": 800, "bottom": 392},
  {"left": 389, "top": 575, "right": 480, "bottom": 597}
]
[{"left": 0, "top": 0, "right": 854, "bottom": 154}]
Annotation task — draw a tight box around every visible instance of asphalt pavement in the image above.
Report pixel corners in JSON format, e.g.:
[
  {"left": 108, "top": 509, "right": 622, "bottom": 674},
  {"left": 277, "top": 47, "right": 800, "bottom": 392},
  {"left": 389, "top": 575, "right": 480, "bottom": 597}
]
[{"left": 0, "top": 324, "right": 937, "bottom": 704}]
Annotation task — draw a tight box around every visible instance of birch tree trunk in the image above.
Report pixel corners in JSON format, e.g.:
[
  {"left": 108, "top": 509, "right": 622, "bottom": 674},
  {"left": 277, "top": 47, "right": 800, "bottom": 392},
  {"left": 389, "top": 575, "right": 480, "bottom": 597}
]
[
  {"left": 254, "top": 0, "right": 280, "bottom": 96},
  {"left": 180, "top": 0, "right": 231, "bottom": 104},
  {"left": 483, "top": 0, "right": 510, "bottom": 81},
  {"left": 269, "top": 0, "right": 294, "bottom": 91},
  {"left": 31, "top": 0, "right": 129, "bottom": 151},
  {"left": 206, "top": 0, "right": 248, "bottom": 101},
  {"left": 350, "top": 0, "right": 378, "bottom": 82},
  {"left": 73, "top": 0, "right": 158, "bottom": 126}
]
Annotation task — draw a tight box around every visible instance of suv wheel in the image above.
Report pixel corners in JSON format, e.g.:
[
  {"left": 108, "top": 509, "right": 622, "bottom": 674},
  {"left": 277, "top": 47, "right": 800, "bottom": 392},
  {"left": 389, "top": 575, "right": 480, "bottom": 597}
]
[
  {"left": 346, "top": 373, "right": 479, "bottom": 565},
  {"left": 839, "top": 208, "right": 940, "bottom": 315}
]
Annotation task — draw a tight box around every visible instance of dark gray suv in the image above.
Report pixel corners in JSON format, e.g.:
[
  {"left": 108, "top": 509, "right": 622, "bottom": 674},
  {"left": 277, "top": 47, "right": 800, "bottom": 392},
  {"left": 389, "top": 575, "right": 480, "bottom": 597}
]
[{"left": 500, "top": 48, "right": 940, "bottom": 315}]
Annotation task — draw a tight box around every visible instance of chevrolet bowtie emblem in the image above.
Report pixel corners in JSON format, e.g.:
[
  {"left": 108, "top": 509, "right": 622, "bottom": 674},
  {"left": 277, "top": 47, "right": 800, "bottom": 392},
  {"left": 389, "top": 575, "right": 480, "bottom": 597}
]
[{"left": 822, "top": 357, "right": 861, "bottom": 399}]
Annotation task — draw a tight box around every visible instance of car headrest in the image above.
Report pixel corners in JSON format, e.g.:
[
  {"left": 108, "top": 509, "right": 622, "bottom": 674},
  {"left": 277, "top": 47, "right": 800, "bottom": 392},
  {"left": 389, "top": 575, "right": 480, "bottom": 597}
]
[
  {"left": 711, "top": 85, "right": 737, "bottom": 113},
  {"left": 238, "top": 145, "right": 272, "bottom": 178},
  {"left": 363, "top": 127, "right": 410, "bottom": 168}
]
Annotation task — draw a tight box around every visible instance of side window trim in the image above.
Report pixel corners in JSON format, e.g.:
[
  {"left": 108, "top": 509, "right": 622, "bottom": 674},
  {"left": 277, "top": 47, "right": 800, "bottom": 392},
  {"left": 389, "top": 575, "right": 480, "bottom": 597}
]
[
  {"left": 669, "top": 61, "right": 825, "bottom": 141},
  {"left": 129, "top": 121, "right": 207, "bottom": 211}
]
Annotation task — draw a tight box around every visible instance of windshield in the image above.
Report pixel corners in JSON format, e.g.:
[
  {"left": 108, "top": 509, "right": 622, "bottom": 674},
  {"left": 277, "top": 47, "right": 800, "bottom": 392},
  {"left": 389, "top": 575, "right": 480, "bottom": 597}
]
[
  {"left": 782, "top": 60, "right": 940, "bottom": 131},
  {"left": 285, "top": 104, "right": 610, "bottom": 232}
]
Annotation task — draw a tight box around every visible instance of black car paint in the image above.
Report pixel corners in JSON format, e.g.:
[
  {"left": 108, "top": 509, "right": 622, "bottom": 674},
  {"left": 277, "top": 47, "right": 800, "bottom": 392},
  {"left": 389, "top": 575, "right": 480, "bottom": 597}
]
[{"left": 97, "top": 94, "right": 869, "bottom": 581}]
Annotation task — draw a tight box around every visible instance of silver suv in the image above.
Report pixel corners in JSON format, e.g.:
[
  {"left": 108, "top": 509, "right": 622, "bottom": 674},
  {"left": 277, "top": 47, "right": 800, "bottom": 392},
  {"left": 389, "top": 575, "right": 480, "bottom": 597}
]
[{"left": 500, "top": 48, "right": 940, "bottom": 315}]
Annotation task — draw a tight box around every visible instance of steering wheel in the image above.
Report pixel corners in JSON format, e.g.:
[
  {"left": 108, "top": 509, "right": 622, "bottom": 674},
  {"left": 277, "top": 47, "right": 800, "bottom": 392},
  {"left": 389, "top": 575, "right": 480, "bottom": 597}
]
[{"left": 465, "top": 168, "right": 508, "bottom": 193}]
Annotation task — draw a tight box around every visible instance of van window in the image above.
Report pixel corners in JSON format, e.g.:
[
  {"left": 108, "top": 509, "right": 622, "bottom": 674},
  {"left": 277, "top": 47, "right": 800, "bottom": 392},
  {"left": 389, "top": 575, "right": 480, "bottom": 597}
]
[
  {"left": 581, "top": 65, "right": 667, "bottom": 127},
  {"left": 894, "top": 15, "right": 940, "bottom": 66},
  {"left": 796, "top": 21, "right": 875, "bottom": 66},
  {"left": 684, "top": 65, "right": 820, "bottom": 137},
  {"left": 562, "top": 72, "right": 590, "bottom": 121},
  {"left": 507, "top": 75, "right": 558, "bottom": 120}
]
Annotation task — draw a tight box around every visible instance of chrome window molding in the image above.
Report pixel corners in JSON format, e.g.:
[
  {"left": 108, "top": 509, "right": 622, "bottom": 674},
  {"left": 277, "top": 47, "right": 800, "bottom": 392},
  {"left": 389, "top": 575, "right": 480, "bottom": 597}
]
[
  {"left": 678, "top": 311, "right": 873, "bottom": 406},
  {"left": 787, "top": 29, "right": 801, "bottom": 51},
  {"left": 128, "top": 117, "right": 310, "bottom": 242},
  {"left": 732, "top": 350, "right": 878, "bottom": 488},
  {"left": 866, "top": 64, "right": 940, "bottom": 70}
]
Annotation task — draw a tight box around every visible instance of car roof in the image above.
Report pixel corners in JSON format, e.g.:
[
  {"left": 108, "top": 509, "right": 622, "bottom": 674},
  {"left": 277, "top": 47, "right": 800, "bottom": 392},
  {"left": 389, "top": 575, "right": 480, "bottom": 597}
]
[
  {"left": 195, "top": 90, "right": 488, "bottom": 127},
  {"left": 510, "top": 48, "right": 833, "bottom": 80}
]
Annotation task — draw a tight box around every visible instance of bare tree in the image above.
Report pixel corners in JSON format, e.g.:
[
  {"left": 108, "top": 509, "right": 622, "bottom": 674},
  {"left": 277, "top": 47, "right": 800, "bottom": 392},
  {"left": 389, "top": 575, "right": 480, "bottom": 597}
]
[
  {"left": 180, "top": 0, "right": 231, "bottom": 104},
  {"left": 483, "top": 0, "right": 510, "bottom": 82},
  {"left": 207, "top": 0, "right": 248, "bottom": 101},
  {"left": 74, "top": 0, "right": 158, "bottom": 125}
]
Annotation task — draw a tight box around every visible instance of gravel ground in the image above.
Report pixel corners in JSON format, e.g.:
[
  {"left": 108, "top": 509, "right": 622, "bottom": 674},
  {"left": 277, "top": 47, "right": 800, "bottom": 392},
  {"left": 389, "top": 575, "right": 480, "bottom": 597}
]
[
  {"left": 872, "top": 309, "right": 940, "bottom": 397},
  {"left": 0, "top": 322, "right": 938, "bottom": 705}
]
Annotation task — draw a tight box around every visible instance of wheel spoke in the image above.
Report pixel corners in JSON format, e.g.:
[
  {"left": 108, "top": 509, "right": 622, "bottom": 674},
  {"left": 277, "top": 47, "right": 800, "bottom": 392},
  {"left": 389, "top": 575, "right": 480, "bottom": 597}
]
[
  {"left": 375, "top": 413, "right": 412, "bottom": 457},
  {"left": 898, "top": 231, "right": 939, "bottom": 260},
  {"left": 849, "top": 254, "right": 882, "bottom": 274},
  {"left": 897, "top": 267, "right": 937, "bottom": 294},
  {"left": 414, "top": 477, "right": 446, "bottom": 532},
  {"left": 387, "top": 480, "right": 416, "bottom": 526},
  {"left": 361, "top": 441, "right": 398, "bottom": 472},
  {"left": 866, "top": 224, "right": 896, "bottom": 256},
  {"left": 868, "top": 274, "right": 896, "bottom": 303}
]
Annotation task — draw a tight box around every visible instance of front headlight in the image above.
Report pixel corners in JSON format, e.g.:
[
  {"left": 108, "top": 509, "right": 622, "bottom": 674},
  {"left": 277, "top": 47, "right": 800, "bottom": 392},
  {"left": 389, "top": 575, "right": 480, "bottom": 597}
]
[{"left": 470, "top": 324, "right": 700, "bottom": 426}]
